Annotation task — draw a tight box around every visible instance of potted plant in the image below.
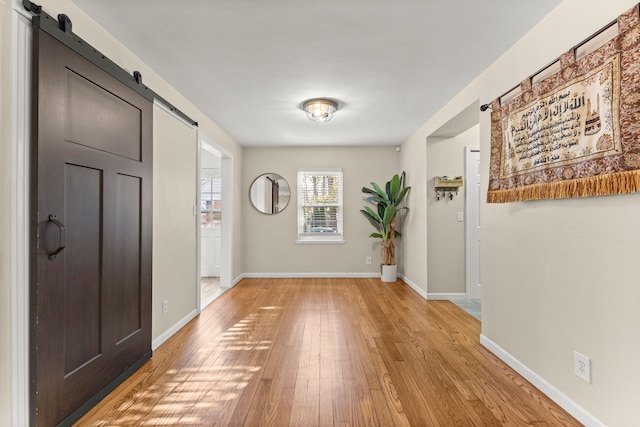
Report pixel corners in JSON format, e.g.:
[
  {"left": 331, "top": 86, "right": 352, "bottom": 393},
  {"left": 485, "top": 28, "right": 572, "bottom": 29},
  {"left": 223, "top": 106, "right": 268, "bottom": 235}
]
[{"left": 361, "top": 173, "right": 411, "bottom": 282}]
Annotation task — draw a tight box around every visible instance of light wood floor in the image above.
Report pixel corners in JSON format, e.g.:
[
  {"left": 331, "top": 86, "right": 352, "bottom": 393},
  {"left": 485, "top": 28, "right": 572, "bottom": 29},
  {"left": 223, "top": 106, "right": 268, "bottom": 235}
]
[
  {"left": 201, "top": 276, "right": 221, "bottom": 300},
  {"left": 76, "top": 278, "right": 581, "bottom": 426}
]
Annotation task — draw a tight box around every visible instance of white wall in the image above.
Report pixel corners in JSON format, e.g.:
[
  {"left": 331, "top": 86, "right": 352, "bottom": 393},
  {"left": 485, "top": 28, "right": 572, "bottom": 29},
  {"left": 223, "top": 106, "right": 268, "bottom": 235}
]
[
  {"left": 243, "top": 146, "right": 401, "bottom": 275},
  {"left": 399, "top": 134, "right": 428, "bottom": 293},
  {"left": 153, "top": 106, "right": 198, "bottom": 341},
  {"left": 427, "top": 125, "right": 479, "bottom": 295},
  {"left": 400, "top": 1, "right": 640, "bottom": 425}
]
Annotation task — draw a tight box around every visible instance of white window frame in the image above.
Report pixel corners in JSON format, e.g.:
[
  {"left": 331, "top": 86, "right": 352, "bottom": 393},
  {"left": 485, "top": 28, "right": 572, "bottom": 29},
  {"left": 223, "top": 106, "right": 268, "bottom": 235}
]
[{"left": 296, "top": 168, "right": 345, "bottom": 244}]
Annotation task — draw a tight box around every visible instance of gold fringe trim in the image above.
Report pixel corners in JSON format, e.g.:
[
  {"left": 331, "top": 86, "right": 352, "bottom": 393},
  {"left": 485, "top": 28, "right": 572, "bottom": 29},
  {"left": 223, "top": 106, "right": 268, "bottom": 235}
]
[{"left": 487, "top": 170, "right": 640, "bottom": 203}]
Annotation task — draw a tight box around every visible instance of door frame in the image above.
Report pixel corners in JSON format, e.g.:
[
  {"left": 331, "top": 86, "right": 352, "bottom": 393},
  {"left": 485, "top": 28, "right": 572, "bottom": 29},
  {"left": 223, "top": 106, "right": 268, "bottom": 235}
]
[
  {"left": 465, "top": 146, "right": 480, "bottom": 301},
  {"left": 196, "top": 131, "right": 233, "bottom": 311},
  {"left": 10, "top": 3, "right": 33, "bottom": 425}
]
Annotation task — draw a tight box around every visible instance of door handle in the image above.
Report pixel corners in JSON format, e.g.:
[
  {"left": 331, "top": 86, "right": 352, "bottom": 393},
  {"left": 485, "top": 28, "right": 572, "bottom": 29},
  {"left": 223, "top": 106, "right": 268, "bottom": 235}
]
[{"left": 48, "top": 214, "right": 66, "bottom": 260}]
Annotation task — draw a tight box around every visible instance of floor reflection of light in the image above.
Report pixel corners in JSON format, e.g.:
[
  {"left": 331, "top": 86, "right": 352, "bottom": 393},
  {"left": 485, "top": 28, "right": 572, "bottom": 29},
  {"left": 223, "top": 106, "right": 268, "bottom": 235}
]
[
  {"left": 84, "top": 308, "right": 284, "bottom": 425},
  {"left": 144, "top": 417, "right": 181, "bottom": 425}
]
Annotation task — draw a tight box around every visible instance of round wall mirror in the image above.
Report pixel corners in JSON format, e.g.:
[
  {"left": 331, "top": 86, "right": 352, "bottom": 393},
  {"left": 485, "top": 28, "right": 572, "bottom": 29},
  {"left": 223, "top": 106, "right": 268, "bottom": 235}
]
[{"left": 249, "top": 173, "right": 291, "bottom": 214}]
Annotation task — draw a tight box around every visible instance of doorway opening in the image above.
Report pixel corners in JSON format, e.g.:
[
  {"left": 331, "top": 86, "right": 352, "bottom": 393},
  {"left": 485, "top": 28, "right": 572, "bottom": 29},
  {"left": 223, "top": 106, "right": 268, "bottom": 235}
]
[
  {"left": 426, "top": 102, "right": 481, "bottom": 321},
  {"left": 458, "top": 145, "right": 481, "bottom": 320},
  {"left": 200, "top": 159, "right": 221, "bottom": 306},
  {"left": 197, "top": 132, "right": 233, "bottom": 310}
]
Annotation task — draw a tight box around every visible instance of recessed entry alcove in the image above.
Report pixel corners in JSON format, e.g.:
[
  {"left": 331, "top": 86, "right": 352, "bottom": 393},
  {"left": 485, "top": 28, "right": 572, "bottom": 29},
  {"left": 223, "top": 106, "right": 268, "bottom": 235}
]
[{"left": 426, "top": 101, "right": 481, "bottom": 319}]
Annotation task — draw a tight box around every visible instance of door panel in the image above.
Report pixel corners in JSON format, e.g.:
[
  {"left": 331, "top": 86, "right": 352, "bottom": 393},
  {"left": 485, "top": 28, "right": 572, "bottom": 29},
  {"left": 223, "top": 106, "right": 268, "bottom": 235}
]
[
  {"left": 66, "top": 67, "right": 142, "bottom": 161},
  {"left": 201, "top": 230, "right": 221, "bottom": 277},
  {"left": 32, "top": 29, "right": 152, "bottom": 426},
  {"left": 115, "top": 174, "right": 143, "bottom": 342},
  {"left": 63, "top": 164, "right": 103, "bottom": 376}
]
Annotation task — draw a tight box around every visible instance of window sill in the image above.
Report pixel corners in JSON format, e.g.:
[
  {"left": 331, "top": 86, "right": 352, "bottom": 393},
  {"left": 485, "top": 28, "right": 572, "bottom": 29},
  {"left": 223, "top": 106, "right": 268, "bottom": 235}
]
[{"left": 295, "top": 239, "right": 346, "bottom": 245}]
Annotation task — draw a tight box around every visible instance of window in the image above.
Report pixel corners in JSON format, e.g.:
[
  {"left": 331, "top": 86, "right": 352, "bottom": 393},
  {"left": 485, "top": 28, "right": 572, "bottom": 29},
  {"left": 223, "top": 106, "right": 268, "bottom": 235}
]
[
  {"left": 201, "top": 175, "right": 221, "bottom": 228},
  {"left": 297, "top": 169, "right": 344, "bottom": 243}
]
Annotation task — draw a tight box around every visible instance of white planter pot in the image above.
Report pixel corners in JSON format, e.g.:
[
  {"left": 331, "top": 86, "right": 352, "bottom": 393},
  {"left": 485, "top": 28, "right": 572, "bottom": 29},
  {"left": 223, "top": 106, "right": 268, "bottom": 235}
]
[{"left": 380, "top": 264, "right": 397, "bottom": 282}]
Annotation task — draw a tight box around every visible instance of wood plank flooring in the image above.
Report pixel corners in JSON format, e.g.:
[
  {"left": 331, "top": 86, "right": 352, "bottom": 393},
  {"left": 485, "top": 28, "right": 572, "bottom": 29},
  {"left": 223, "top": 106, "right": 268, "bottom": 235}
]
[{"left": 76, "top": 278, "right": 582, "bottom": 426}]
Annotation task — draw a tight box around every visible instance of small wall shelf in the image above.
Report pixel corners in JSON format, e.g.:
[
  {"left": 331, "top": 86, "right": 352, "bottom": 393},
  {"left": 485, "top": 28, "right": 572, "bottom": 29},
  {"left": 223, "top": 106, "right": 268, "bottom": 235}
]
[{"left": 434, "top": 176, "right": 463, "bottom": 200}]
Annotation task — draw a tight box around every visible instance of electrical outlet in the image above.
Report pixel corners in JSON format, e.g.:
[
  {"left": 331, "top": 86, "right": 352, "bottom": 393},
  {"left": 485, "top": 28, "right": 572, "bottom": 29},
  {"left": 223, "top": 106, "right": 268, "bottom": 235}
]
[
  {"left": 162, "top": 300, "right": 169, "bottom": 315},
  {"left": 457, "top": 211, "right": 464, "bottom": 222},
  {"left": 366, "top": 256, "right": 372, "bottom": 265},
  {"left": 574, "top": 351, "right": 591, "bottom": 383}
]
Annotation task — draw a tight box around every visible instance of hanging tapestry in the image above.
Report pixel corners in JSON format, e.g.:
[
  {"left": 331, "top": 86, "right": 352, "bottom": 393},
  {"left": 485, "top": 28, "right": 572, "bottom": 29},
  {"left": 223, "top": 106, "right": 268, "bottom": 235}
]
[{"left": 487, "top": 4, "right": 640, "bottom": 203}]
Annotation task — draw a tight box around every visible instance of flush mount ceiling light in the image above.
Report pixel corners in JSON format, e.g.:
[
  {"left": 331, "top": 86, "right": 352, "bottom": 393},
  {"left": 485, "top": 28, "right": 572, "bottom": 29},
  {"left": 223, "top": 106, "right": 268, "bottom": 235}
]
[{"left": 302, "top": 98, "right": 338, "bottom": 123}]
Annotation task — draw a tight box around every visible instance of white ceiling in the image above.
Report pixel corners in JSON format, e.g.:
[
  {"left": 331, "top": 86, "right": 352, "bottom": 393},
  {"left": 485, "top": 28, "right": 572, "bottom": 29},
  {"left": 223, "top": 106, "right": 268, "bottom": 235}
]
[{"left": 71, "top": 0, "right": 562, "bottom": 147}]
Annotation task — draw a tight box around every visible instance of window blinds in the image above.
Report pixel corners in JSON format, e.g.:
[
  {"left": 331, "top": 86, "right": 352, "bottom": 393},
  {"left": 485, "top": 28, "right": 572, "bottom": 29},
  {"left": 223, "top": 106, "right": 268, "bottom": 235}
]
[{"left": 297, "top": 169, "right": 343, "bottom": 241}]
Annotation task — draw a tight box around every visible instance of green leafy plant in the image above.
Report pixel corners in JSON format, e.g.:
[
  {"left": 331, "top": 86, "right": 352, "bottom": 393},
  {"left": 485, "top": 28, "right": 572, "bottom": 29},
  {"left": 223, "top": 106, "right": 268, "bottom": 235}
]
[{"left": 361, "top": 173, "right": 411, "bottom": 265}]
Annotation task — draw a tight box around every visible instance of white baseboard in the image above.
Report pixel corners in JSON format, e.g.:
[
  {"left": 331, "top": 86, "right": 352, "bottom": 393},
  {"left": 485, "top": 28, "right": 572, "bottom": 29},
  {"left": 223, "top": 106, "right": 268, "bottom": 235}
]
[
  {"left": 426, "top": 292, "right": 467, "bottom": 301},
  {"left": 398, "top": 274, "right": 428, "bottom": 299},
  {"left": 241, "top": 272, "right": 380, "bottom": 279},
  {"left": 152, "top": 309, "right": 199, "bottom": 350},
  {"left": 480, "top": 334, "right": 604, "bottom": 427},
  {"left": 398, "top": 273, "right": 464, "bottom": 301},
  {"left": 398, "top": 275, "right": 466, "bottom": 302}
]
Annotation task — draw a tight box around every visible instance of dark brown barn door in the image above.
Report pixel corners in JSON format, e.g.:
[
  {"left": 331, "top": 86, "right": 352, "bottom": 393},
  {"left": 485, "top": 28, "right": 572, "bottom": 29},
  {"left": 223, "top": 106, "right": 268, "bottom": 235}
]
[{"left": 31, "top": 29, "right": 152, "bottom": 426}]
